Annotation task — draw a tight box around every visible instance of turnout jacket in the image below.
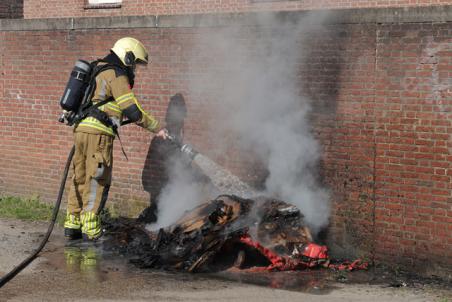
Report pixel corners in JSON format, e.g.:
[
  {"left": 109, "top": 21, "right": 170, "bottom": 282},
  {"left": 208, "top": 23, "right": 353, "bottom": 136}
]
[{"left": 76, "top": 63, "right": 160, "bottom": 136}]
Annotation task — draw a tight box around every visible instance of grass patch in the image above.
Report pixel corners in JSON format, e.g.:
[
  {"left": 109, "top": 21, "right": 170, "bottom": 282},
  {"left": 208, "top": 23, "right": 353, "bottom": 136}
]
[
  {"left": 0, "top": 195, "right": 129, "bottom": 227},
  {"left": 0, "top": 195, "right": 64, "bottom": 225}
]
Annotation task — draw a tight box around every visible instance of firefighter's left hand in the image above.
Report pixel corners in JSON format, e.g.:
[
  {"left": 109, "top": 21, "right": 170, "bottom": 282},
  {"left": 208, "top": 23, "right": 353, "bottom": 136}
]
[{"left": 156, "top": 128, "right": 169, "bottom": 140}]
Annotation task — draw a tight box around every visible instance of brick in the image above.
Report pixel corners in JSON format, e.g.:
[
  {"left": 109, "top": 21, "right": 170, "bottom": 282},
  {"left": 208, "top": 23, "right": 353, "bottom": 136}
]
[
  {"left": 20, "top": 0, "right": 452, "bottom": 19},
  {"left": 1, "top": 15, "right": 452, "bottom": 276}
]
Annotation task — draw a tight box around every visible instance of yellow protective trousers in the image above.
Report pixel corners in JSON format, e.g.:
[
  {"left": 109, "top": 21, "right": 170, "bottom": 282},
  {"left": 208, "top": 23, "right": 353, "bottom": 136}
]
[{"left": 64, "top": 131, "right": 113, "bottom": 238}]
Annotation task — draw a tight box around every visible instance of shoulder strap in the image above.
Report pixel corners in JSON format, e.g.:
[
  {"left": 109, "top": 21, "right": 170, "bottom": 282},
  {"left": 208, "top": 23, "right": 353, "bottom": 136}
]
[
  {"left": 83, "top": 60, "right": 130, "bottom": 160},
  {"left": 78, "top": 60, "right": 121, "bottom": 111},
  {"left": 91, "top": 59, "right": 128, "bottom": 78}
]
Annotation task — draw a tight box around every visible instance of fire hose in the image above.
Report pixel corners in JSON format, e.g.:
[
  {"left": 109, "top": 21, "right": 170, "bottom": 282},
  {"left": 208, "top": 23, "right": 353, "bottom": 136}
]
[
  {"left": 0, "top": 146, "right": 75, "bottom": 288},
  {"left": 0, "top": 135, "right": 196, "bottom": 288}
]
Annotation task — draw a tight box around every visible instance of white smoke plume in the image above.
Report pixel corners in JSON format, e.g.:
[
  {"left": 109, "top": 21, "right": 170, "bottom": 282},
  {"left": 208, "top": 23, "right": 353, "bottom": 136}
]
[
  {"left": 151, "top": 12, "right": 331, "bottom": 234},
  {"left": 149, "top": 155, "right": 207, "bottom": 230}
]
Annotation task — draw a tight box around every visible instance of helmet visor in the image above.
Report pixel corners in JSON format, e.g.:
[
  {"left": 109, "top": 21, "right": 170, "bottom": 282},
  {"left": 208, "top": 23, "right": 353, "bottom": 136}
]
[
  {"left": 136, "top": 59, "right": 147, "bottom": 65},
  {"left": 136, "top": 53, "right": 149, "bottom": 65}
]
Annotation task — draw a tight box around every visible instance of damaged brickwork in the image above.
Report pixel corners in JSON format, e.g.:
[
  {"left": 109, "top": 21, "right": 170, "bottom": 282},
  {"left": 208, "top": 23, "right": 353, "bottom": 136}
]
[{"left": 0, "top": 7, "right": 451, "bottom": 277}]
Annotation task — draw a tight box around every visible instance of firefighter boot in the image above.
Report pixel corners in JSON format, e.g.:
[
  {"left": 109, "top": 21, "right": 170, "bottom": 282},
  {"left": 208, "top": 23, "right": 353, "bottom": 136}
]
[
  {"left": 64, "top": 213, "right": 82, "bottom": 240},
  {"left": 81, "top": 211, "right": 103, "bottom": 241}
]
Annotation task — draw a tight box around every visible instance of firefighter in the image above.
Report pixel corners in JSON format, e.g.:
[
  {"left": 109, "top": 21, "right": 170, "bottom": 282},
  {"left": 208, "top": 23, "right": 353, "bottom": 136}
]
[{"left": 64, "top": 37, "right": 168, "bottom": 240}]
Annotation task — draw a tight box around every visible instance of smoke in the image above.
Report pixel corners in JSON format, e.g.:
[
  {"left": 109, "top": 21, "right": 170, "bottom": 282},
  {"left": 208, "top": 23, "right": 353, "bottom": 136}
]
[
  {"left": 149, "top": 154, "right": 207, "bottom": 230},
  {"left": 151, "top": 12, "right": 331, "bottom": 234}
]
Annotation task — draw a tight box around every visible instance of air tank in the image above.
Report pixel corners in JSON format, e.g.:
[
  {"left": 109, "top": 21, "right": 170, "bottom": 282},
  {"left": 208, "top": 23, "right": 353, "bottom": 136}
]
[{"left": 59, "top": 60, "right": 91, "bottom": 112}]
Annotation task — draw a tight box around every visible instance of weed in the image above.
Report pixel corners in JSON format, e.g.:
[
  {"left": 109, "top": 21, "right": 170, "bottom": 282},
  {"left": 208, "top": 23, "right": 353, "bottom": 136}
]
[{"left": 0, "top": 195, "right": 64, "bottom": 226}]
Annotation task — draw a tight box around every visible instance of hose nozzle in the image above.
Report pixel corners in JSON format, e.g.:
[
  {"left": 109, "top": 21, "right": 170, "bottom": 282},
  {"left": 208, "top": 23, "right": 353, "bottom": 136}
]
[
  {"left": 181, "top": 143, "right": 198, "bottom": 160},
  {"left": 166, "top": 134, "right": 198, "bottom": 160}
]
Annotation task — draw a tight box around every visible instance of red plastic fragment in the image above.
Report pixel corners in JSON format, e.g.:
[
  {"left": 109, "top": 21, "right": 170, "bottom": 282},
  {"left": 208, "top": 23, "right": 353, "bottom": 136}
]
[
  {"left": 239, "top": 234, "right": 368, "bottom": 272},
  {"left": 301, "top": 243, "right": 328, "bottom": 260},
  {"left": 239, "top": 234, "right": 284, "bottom": 266},
  {"left": 329, "top": 259, "right": 369, "bottom": 271}
]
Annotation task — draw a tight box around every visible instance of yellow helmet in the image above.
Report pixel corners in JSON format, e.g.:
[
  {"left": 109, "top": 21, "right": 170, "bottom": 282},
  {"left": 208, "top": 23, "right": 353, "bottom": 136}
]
[{"left": 111, "top": 37, "right": 149, "bottom": 66}]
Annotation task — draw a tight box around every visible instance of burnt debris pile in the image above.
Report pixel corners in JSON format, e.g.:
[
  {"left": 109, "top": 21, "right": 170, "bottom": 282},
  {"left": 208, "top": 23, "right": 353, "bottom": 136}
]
[{"left": 104, "top": 195, "right": 367, "bottom": 273}]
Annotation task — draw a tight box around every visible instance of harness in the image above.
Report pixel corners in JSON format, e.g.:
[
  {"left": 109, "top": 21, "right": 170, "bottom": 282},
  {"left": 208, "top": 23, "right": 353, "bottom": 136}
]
[{"left": 74, "top": 60, "right": 132, "bottom": 159}]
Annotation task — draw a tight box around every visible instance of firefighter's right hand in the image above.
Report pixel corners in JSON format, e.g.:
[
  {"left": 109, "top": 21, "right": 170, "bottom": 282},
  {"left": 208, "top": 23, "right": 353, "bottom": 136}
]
[{"left": 156, "top": 128, "right": 169, "bottom": 140}]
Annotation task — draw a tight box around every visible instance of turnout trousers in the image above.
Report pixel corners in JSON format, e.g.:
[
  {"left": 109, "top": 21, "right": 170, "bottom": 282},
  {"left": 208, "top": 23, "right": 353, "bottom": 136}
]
[{"left": 64, "top": 131, "right": 113, "bottom": 239}]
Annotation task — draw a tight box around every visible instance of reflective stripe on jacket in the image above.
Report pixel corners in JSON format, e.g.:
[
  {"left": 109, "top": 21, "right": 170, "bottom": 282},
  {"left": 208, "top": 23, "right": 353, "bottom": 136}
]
[{"left": 76, "top": 67, "right": 160, "bottom": 136}]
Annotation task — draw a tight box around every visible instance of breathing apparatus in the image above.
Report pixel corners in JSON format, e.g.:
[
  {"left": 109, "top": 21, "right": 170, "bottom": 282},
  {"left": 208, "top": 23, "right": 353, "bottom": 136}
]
[
  {"left": 58, "top": 37, "right": 148, "bottom": 127},
  {"left": 0, "top": 38, "right": 150, "bottom": 288},
  {"left": 58, "top": 59, "right": 93, "bottom": 125},
  {"left": 57, "top": 57, "right": 133, "bottom": 127}
]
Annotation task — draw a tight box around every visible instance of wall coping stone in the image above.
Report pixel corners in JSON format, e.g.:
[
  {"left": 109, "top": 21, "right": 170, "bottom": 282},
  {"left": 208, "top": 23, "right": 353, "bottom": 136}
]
[{"left": 1, "top": 5, "right": 452, "bottom": 31}]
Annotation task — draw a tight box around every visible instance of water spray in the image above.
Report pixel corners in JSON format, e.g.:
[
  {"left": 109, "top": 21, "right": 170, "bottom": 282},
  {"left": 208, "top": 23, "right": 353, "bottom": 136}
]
[{"left": 166, "top": 134, "right": 258, "bottom": 199}]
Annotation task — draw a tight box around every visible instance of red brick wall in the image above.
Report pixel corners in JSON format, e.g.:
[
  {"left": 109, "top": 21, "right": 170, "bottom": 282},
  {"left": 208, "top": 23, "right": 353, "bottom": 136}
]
[
  {"left": 0, "top": 0, "right": 23, "bottom": 18},
  {"left": 374, "top": 23, "right": 452, "bottom": 272},
  {"left": 309, "top": 24, "right": 378, "bottom": 261},
  {"left": 24, "top": 0, "right": 452, "bottom": 19},
  {"left": 0, "top": 18, "right": 451, "bottom": 274}
]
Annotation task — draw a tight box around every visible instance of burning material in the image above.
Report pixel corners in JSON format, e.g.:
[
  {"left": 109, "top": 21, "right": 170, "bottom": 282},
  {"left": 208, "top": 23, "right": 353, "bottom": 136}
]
[
  {"left": 105, "top": 195, "right": 367, "bottom": 273},
  {"left": 116, "top": 132, "right": 362, "bottom": 273}
]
